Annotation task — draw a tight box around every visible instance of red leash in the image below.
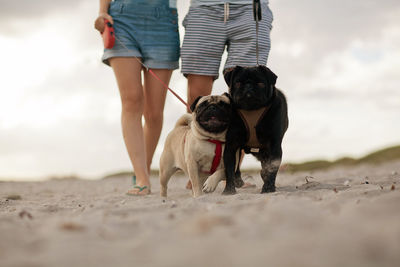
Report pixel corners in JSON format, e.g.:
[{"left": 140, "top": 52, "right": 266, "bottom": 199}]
[{"left": 147, "top": 69, "right": 189, "bottom": 109}]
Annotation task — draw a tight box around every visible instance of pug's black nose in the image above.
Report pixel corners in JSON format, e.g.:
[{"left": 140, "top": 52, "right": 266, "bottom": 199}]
[
  {"left": 244, "top": 83, "right": 252, "bottom": 90},
  {"left": 209, "top": 105, "right": 217, "bottom": 110}
]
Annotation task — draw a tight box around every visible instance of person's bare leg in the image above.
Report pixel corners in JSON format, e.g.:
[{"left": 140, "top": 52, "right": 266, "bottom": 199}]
[
  {"left": 186, "top": 74, "right": 214, "bottom": 188},
  {"left": 187, "top": 74, "right": 214, "bottom": 109},
  {"left": 143, "top": 69, "right": 171, "bottom": 172},
  {"left": 110, "top": 58, "right": 150, "bottom": 195}
]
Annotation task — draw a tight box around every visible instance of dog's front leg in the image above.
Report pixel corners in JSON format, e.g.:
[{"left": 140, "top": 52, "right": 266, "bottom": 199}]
[
  {"left": 259, "top": 145, "right": 283, "bottom": 193},
  {"left": 203, "top": 168, "right": 225, "bottom": 193},
  {"left": 222, "top": 144, "right": 237, "bottom": 195},
  {"left": 187, "top": 162, "right": 203, "bottom": 197},
  {"left": 234, "top": 150, "right": 244, "bottom": 188}
]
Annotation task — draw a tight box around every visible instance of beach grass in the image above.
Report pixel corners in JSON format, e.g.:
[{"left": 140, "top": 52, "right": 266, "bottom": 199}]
[{"left": 282, "top": 144, "right": 400, "bottom": 173}]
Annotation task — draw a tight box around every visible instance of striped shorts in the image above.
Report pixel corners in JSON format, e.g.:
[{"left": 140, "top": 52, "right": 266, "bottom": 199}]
[{"left": 181, "top": 3, "right": 273, "bottom": 79}]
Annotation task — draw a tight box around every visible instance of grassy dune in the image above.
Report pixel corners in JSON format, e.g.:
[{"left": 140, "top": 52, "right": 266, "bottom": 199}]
[{"left": 282, "top": 144, "right": 400, "bottom": 173}]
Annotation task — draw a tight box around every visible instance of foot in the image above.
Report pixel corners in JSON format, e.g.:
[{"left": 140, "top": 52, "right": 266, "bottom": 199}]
[
  {"left": 127, "top": 185, "right": 151, "bottom": 196},
  {"left": 234, "top": 172, "right": 244, "bottom": 188},
  {"left": 203, "top": 176, "right": 218, "bottom": 193},
  {"left": 222, "top": 183, "right": 236, "bottom": 195},
  {"left": 234, "top": 176, "right": 244, "bottom": 188},
  {"left": 222, "top": 187, "right": 236, "bottom": 195},
  {"left": 241, "top": 175, "right": 256, "bottom": 188},
  {"left": 186, "top": 180, "right": 192, "bottom": 190},
  {"left": 261, "top": 184, "right": 275, "bottom": 193}
]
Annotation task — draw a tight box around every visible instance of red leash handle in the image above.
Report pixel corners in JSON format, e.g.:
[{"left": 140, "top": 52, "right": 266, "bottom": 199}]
[{"left": 102, "top": 19, "right": 115, "bottom": 49}]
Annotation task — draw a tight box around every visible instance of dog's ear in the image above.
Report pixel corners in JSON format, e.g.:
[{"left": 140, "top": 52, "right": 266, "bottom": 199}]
[
  {"left": 190, "top": 96, "right": 203, "bottom": 112},
  {"left": 222, "top": 92, "right": 233, "bottom": 104},
  {"left": 258, "top": 65, "right": 278, "bottom": 85},
  {"left": 222, "top": 92, "right": 231, "bottom": 99},
  {"left": 224, "top": 66, "right": 243, "bottom": 87}
]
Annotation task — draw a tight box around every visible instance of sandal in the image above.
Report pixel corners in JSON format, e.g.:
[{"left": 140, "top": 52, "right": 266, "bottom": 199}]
[
  {"left": 126, "top": 175, "right": 151, "bottom": 196},
  {"left": 241, "top": 175, "right": 257, "bottom": 188},
  {"left": 126, "top": 185, "right": 151, "bottom": 196}
]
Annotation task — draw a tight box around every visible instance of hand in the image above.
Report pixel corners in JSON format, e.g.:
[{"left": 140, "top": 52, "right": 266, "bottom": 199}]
[{"left": 94, "top": 13, "right": 114, "bottom": 33}]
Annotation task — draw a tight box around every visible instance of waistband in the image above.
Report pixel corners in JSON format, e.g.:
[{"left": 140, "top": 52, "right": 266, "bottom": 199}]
[
  {"left": 190, "top": 0, "right": 269, "bottom": 7},
  {"left": 111, "top": 0, "right": 177, "bottom": 16},
  {"left": 113, "top": 0, "right": 175, "bottom": 8}
]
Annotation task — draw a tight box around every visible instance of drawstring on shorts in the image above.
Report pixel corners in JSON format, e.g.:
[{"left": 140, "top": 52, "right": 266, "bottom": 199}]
[{"left": 224, "top": 3, "right": 230, "bottom": 23}]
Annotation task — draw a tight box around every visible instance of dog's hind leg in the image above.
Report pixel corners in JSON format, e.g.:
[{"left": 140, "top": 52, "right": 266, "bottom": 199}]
[{"left": 159, "top": 167, "right": 177, "bottom": 197}]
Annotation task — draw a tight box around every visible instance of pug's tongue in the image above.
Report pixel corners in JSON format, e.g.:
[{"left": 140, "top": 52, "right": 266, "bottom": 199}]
[
  {"left": 209, "top": 116, "right": 219, "bottom": 122},
  {"left": 202, "top": 116, "right": 218, "bottom": 125}
]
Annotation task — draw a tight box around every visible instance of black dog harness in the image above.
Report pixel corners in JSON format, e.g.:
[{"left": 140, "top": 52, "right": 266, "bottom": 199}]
[{"left": 237, "top": 106, "right": 270, "bottom": 153}]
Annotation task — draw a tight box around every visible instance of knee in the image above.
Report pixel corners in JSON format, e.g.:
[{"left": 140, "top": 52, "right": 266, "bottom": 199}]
[
  {"left": 121, "top": 92, "right": 144, "bottom": 115},
  {"left": 144, "top": 108, "right": 163, "bottom": 126}
]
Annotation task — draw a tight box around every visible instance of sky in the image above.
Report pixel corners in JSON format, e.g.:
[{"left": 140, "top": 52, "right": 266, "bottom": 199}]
[{"left": 1, "top": 0, "right": 399, "bottom": 180}]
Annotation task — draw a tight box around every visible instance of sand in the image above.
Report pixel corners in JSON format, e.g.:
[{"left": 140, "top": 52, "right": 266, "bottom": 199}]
[{"left": 1, "top": 160, "right": 400, "bottom": 267}]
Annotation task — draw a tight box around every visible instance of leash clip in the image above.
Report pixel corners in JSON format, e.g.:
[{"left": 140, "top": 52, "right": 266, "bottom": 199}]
[
  {"left": 253, "top": 0, "right": 262, "bottom": 21},
  {"left": 253, "top": 0, "right": 262, "bottom": 65}
]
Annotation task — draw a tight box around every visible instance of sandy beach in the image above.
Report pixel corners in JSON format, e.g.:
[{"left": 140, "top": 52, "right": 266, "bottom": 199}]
[{"left": 1, "top": 160, "right": 400, "bottom": 267}]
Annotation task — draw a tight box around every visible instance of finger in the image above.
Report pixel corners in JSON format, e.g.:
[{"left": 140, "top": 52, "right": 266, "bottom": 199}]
[
  {"left": 94, "top": 18, "right": 105, "bottom": 33},
  {"left": 105, "top": 14, "right": 114, "bottom": 24}
]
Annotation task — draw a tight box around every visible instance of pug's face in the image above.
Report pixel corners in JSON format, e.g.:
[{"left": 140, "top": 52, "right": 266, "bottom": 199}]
[
  {"left": 224, "top": 66, "right": 278, "bottom": 110},
  {"left": 190, "top": 94, "right": 232, "bottom": 134}
]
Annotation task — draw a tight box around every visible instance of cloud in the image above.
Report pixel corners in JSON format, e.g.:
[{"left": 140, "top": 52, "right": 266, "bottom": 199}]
[
  {"left": 0, "top": 0, "right": 98, "bottom": 37},
  {"left": 0, "top": 0, "right": 83, "bottom": 20},
  {"left": 269, "top": 0, "right": 400, "bottom": 84},
  {"left": 271, "top": 0, "right": 400, "bottom": 43}
]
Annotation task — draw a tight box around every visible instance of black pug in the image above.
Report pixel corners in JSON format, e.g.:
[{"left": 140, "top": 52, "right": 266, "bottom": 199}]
[{"left": 222, "top": 65, "right": 288, "bottom": 194}]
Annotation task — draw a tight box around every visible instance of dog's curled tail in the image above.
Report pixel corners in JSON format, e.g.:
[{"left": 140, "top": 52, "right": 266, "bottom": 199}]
[{"left": 175, "top": 113, "right": 192, "bottom": 127}]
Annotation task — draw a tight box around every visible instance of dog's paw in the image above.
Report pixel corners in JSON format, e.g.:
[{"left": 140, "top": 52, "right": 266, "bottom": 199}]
[
  {"left": 234, "top": 176, "right": 244, "bottom": 188},
  {"left": 261, "top": 185, "right": 276, "bottom": 194},
  {"left": 202, "top": 177, "right": 218, "bottom": 193},
  {"left": 222, "top": 186, "right": 236, "bottom": 195},
  {"left": 192, "top": 188, "right": 205, "bottom": 198}
]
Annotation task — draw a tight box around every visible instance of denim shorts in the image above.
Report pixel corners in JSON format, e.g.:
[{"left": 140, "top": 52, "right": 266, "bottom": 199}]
[{"left": 102, "top": 0, "right": 180, "bottom": 70}]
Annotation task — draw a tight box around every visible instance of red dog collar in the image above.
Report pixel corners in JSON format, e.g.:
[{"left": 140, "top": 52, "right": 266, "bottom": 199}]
[{"left": 207, "top": 139, "right": 224, "bottom": 174}]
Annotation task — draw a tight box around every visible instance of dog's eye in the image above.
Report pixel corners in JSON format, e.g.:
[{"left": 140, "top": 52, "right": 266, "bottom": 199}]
[
  {"left": 219, "top": 101, "right": 231, "bottom": 109},
  {"left": 234, "top": 82, "right": 241, "bottom": 88},
  {"left": 257, "top": 83, "right": 266, "bottom": 88}
]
